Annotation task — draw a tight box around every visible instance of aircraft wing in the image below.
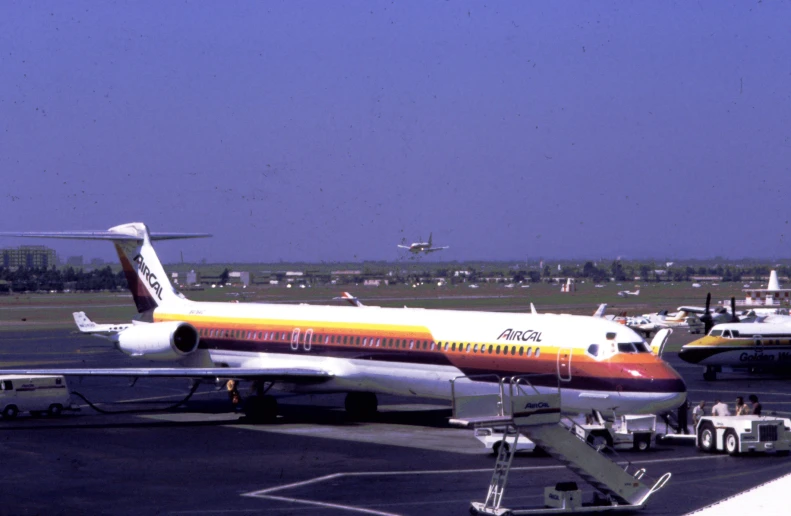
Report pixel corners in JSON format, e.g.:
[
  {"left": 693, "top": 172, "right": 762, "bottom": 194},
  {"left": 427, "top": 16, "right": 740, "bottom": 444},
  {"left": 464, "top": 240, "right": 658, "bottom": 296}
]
[
  {"left": 424, "top": 246, "right": 449, "bottom": 253},
  {"left": 397, "top": 245, "right": 411, "bottom": 249},
  {"left": 0, "top": 367, "right": 334, "bottom": 384}
]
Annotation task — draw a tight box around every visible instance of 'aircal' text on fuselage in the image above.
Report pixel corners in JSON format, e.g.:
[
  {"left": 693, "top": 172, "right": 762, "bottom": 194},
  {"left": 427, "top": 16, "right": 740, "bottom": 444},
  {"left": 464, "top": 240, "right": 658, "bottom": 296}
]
[{"left": 497, "top": 329, "right": 543, "bottom": 342}]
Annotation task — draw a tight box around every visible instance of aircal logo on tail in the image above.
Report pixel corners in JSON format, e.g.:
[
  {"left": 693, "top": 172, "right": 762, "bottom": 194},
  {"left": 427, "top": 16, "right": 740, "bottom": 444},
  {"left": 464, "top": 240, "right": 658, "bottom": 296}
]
[{"left": 133, "top": 254, "right": 163, "bottom": 300}]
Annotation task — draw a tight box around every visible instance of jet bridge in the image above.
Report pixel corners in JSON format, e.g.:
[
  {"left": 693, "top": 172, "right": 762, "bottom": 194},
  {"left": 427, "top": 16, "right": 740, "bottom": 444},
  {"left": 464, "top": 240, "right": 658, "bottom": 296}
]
[{"left": 450, "top": 375, "right": 671, "bottom": 515}]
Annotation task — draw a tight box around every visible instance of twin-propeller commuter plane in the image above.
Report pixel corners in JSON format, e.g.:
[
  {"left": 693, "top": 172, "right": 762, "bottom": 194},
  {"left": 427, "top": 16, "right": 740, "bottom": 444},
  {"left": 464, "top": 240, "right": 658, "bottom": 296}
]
[{"left": 0, "top": 223, "right": 685, "bottom": 421}]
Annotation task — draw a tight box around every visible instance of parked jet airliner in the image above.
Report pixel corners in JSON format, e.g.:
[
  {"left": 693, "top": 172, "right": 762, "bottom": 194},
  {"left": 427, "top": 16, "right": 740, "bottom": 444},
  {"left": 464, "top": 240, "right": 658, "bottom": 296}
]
[{"left": 0, "top": 223, "right": 685, "bottom": 421}]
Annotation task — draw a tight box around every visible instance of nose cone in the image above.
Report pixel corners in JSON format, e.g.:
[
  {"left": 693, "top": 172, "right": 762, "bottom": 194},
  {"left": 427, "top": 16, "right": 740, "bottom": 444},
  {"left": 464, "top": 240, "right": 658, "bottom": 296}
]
[{"left": 678, "top": 335, "right": 716, "bottom": 364}]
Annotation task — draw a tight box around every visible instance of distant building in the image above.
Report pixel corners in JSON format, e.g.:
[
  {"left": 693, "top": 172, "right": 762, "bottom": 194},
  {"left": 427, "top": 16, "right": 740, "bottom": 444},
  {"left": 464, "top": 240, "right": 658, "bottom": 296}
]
[
  {"left": 1, "top": 245, "right": 57, "bottom": 269},
  {"left": 66, "top": 256, "right": 84, "bottom": 267}
]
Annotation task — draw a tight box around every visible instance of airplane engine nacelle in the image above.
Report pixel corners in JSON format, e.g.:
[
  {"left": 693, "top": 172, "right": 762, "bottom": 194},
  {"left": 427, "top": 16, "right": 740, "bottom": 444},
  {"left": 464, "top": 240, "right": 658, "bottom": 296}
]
[{"left": 116, "top": 322, "right": 199, "bottom": 361}]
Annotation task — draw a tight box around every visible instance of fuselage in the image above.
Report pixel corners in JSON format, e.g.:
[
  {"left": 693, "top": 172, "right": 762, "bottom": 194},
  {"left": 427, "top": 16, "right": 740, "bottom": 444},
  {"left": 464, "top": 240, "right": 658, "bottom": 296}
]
[{"left": 154, "top": 300, "right": 686, "bottom": 415}]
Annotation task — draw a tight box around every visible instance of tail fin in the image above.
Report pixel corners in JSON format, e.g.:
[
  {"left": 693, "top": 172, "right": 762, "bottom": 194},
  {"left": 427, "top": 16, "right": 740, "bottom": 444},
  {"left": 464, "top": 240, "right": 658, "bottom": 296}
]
[
  {"left": 2, "top": 222, "right": 209, "bottom": 313},
  {"left": 593, "top": 303, "right": 607, "bottom": 318},
  {"left": 428, "top": 233, "right": 432, "bottom": 246}
]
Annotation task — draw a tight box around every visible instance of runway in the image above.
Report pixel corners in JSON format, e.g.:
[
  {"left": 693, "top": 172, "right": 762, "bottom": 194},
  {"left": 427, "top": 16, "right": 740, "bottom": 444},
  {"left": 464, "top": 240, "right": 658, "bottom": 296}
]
[{"left": 1, "top": 330, "right": 790, "bottom": 515}]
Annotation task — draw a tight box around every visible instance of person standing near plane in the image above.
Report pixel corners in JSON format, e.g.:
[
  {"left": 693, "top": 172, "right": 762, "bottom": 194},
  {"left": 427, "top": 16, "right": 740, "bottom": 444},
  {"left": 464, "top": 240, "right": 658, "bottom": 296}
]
[
  {"left": 735, "top": 396, "right": 750, "bottom": 416},
  {"left": 677, "top": 399, "right": 691, "bottom": 434},
  {"left": 692, "top": 401, "right": 706, "bottom": 427},
  {"left": 749, "top": 395, "right": 762, "bottom": 416},
  {"left": 712, "top": 399, "right": 730, "bottom": 417}
]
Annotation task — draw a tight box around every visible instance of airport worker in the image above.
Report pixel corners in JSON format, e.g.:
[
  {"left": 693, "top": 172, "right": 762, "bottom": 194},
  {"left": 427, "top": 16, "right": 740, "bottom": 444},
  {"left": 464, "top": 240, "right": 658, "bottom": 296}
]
[
  {"left": 677, "top": 399, "right": 690, "bottom": 434},
  {"left": 735, "top": 396, "right": 750, "bottom": 416},
  {"left": 692, "top": 401, "right": 706, "bottom": 427},
  {"left": 749, "top": 395, "right": 762, "bottom": 416},
  {"left": 227, "top": 379, "right": 241, "bottom": 409},
  {"left": 711, "top": 399, "right": 731, "bottom": 417}
]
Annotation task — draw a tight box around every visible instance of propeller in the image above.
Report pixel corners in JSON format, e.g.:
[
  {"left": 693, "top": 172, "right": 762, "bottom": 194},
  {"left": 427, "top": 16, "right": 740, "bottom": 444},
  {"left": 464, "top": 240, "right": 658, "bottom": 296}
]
[
  {"left": 700, "top": 292, "right": 714, "bottom": 335},
  {"left": 729, "top": 297, "right": 740, "bottom": 323}
]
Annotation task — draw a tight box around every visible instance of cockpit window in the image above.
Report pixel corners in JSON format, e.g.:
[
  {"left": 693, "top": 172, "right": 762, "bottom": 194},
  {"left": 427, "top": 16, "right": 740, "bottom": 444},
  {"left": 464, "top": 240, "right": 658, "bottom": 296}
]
[
  {"left": 634, "top": 342, "right": 651, "bottom": 353},
  {"left": 709, "top": 329, "right": 723, "bottom": 337},
  {"left": 587, "top": 344, "right": 599, "bottom": 357},
  {"left": 722, "top": 330, "right": 732, "bottom": 338},
  {"left": 618, "top": 342, "right": 638, "bottom": 353}
]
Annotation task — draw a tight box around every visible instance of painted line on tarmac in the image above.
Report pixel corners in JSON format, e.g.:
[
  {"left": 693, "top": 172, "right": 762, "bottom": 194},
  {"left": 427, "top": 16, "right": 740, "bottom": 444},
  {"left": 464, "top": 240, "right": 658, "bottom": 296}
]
[{"left": 242, "top": 455, "right": 727, "bottom": 514}]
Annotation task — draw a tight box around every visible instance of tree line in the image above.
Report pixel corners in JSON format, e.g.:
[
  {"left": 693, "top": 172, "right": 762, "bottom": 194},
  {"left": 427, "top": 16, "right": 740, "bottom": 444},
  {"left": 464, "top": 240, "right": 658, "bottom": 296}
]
[{"left": 0, "top": 266, "right": 127, "bottom": 293}]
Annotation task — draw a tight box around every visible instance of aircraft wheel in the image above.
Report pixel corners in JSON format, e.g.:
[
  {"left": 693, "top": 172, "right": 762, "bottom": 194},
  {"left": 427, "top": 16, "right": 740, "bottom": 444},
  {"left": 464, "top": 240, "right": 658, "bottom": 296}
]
[
  {"left": 48, "top": 404, "right": 63, "bottom": 417},
  {"left": 2, "top": 405, "right": 18, "bottom": 420},
  {"left": 703, "top": 368, "right": 717, "bottom": 381},
  {"left": 244, "top": 395, "right": 278, "bottom": 424},
  {"left": 698, "top": 423, "right": 716, "bottom": 452},
  {"left": 345, "top": 392, "right": 378, "bottom": 420},
  {"left": 724, "top": 430, "right": 740, "bottom": 456}
]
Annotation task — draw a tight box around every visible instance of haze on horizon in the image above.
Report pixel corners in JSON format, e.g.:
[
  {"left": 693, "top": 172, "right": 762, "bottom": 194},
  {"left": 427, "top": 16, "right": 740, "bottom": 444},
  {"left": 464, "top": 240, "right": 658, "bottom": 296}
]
[{"left": 2, "top": 2, "right": 790, "bottom": 264}]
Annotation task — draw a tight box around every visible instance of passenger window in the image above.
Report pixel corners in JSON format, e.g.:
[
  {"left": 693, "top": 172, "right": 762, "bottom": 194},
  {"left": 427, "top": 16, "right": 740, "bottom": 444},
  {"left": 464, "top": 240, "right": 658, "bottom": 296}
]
[
  {"left": 527, "top": 347, "right": 532, "bottom": 357},
  {"left": 466, "top": 344, "right": 471, "bottom": 352},
  {"left": 431, "top": 342, "right": 436, "bottom": 350},
  {"left": 518, "top": 347, "right": 523, "bottom": 356},
  {"left": 473, "top": 344, "right": 478, "bottom": 352},
  {"left": 356, "top": 337, "right": 361, "bottom": 346},
  {"left": 496, "top": 346, "right": 501, "bottom": 355},
  {"left": 410, "top": 340, "right": 415, "bottom": 349},
  {"left": 343, "top": 336, "right": 348, "bottom": 345},
  {"left": 511, "top": 347, "right": 516, "bottom": 355},
  {"left": 489, "top": 345, "right": 493, "bottom": 354},
  {"left": 535, "top": 348, "right": 541, "bottom": 358}
]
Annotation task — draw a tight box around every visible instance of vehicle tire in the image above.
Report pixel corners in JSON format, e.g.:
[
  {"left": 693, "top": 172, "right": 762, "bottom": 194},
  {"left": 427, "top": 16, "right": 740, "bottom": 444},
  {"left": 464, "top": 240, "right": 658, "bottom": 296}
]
[
  {"left": 724, "top": 430, "right": 739, "bottom": 456},
  {"left": 48, "top": 404, "right": 63, "bottom": 417},
  {"left": 698, "top": 423, "right": 716, "bottom": 452},
  {"left": 634, "top": 435, "right": 651, "bottom": 451},
  {"left": 493, "top": 441, "right": 509, "bottom": 457},
  {"left": 2, "top": 405, "right": 18, "bottom": 420}
]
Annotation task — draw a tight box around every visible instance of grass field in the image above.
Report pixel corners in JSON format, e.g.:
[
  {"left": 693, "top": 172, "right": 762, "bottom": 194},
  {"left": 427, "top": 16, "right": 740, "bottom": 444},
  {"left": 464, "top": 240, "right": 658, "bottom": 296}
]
[{"left": 0, "top": 280, "right": 744, "bottom": 332}]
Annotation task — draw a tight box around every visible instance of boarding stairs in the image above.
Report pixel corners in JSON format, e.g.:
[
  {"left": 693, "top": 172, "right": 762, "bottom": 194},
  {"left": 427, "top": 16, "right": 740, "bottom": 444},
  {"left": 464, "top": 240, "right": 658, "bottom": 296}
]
[{"left": 450, "top": 375, "right": 671, "bottom": 515}]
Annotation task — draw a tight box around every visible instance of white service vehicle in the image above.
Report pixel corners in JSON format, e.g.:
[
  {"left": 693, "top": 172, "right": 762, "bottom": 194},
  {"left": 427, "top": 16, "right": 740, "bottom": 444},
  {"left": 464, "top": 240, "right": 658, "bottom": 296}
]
[
  {"left": 0, "top": 375, "right": 72, "bottom": 419},
  {"left": 696, "top": 415, "right": 791, "bottom": 455},
  {"left": 474, "top": 426, "right": 537, "bottom": 455},
  {"left": 574, "top": 412, "right": 658, "bottom": 451}
]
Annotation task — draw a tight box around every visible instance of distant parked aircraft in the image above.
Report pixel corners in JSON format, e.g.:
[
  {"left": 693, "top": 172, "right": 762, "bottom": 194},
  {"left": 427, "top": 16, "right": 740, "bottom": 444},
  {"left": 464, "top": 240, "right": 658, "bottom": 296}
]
[
  {"left": 617, "top": 289, "right": 640, "bottom": 298},
  {"left": 397, "top": 233, "right": 448, "bottom": 254}
]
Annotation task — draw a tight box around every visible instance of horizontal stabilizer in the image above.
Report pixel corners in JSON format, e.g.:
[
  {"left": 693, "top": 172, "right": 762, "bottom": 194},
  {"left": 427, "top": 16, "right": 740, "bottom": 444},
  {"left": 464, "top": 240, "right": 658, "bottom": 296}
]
[
  {"left": 0, "top": 367, "right": 334, "bottom": 384},
  {"left": 0, "top": 230, "right": 210, "bottom": 241}
]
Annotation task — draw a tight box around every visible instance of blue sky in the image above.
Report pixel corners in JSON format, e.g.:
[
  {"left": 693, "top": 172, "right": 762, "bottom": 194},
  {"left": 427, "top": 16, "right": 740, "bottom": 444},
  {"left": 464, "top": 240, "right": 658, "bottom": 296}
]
[{"left": 1, "top": 1, "right": 790, "bottom": 263}]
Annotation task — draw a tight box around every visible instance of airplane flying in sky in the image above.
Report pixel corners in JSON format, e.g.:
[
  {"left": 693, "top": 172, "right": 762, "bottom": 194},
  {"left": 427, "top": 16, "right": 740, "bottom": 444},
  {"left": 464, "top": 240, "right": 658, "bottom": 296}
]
[
  {"left": 617, "top": 289, "right": 640, "bottom": 298},
  {"left": 0, "top": 223, "right": 685, "bottom": 421},
  {"left": 397, "top": 233, "right": 449, "bottom": 254}
]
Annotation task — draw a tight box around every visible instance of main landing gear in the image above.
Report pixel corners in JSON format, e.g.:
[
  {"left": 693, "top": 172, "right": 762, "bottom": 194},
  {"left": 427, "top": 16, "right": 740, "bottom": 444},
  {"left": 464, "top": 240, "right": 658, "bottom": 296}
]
[
  {"left": 703, "top": 366, "right": 718, "bottom": 381},
  {"left": 243, "top": 381, "right": 278, "bottom": 424},
  {"left": 345, "top": 392, "right": 378, "bottom": 420}
]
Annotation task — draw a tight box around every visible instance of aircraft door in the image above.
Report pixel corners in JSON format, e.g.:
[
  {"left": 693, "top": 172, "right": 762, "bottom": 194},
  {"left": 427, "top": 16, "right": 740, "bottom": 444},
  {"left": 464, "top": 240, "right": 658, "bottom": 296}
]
[{"left": 557, "top": 347, "right": 572, "bottom": 382}]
